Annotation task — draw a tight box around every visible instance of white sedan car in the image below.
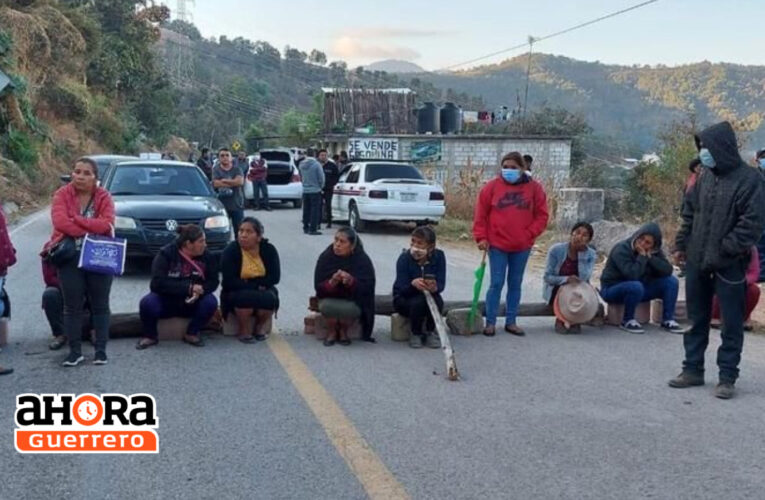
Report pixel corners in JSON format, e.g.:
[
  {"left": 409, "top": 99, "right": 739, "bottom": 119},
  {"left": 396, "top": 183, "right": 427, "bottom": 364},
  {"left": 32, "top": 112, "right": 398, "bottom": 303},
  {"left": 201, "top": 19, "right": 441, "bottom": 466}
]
[
  {"left": 243, "top": 149, "right": 303, "bottom": 208},
  {"left": 331, "top": 161, "right": 446, "bottom": 232}
]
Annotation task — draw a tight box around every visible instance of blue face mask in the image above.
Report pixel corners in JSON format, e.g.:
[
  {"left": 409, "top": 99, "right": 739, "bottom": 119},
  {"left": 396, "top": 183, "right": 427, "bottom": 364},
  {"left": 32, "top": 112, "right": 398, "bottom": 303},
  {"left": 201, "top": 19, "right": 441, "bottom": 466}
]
[
  {"left": 699, "top": 148, "right": 716, "bottom": 168},
  {"left": 758, "top": 158, "right": 765, "bottom": 169},
  {"left": 501, "top": 168, "right": 522, "bottom": 184}
]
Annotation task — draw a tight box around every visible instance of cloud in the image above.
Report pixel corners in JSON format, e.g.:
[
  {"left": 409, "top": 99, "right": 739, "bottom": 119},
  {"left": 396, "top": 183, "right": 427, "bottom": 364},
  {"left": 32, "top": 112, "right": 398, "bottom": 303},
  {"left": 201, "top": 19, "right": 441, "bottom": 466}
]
[
  {"left": 331, "top": 36, "right": 421, "bottom": 61},
  {"left": 344, "top": 27, "right": 455, "bottom": 39}
]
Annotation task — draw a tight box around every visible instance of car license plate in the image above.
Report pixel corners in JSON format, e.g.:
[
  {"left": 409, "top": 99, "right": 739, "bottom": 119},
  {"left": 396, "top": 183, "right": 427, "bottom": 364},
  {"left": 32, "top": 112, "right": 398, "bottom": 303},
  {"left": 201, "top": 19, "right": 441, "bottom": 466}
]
[{"left": 400, "top": 192, "right": 416, "bottom": 202}]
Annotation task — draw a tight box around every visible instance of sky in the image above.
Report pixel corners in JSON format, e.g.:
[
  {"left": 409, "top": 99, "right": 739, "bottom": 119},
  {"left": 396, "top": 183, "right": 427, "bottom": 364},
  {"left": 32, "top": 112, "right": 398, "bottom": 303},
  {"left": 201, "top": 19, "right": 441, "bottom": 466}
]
[{"left": 185, "top": 0, "right": 764, "bottom": 70}]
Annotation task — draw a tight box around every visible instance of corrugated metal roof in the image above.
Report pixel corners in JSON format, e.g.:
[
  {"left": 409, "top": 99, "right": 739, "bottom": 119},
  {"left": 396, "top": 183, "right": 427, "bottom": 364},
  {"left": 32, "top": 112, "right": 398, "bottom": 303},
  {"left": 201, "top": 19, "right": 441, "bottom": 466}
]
[
  {"left": 0, "top": 69, "right": 14, "bottom": 94},
  {"left": 321, "top": 87, "right": 413, "bottom": 94}
]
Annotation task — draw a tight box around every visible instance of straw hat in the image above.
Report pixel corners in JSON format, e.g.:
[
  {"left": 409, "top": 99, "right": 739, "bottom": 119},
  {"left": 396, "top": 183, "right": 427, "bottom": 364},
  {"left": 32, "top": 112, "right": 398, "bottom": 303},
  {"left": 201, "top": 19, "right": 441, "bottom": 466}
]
[{"left": 553, "top": 281, "right": 600, "bottom": 326}]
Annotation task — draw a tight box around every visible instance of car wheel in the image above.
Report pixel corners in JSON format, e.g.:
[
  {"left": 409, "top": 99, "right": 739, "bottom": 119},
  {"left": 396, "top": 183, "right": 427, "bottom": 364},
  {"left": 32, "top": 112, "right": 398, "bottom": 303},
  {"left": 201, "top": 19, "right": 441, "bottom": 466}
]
[
  {"left": 293, "top": 199, "right": 302, "bottom": 209},
  {"left": 349, "top": 203, "right": 366, "bottom": 232}
]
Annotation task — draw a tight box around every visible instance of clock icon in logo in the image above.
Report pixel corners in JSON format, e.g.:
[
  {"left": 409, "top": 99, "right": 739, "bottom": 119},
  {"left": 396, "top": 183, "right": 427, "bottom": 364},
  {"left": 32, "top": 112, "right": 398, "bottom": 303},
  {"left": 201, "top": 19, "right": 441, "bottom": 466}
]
[{"left": 72, "top": 395, "right": 104, "bottom": 426}]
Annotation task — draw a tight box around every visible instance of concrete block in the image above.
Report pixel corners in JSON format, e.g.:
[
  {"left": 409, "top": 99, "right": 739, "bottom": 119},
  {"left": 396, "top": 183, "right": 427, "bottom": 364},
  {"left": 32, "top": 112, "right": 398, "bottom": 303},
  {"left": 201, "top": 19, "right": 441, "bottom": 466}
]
[
  {"left": 556, "top": 188, "right": 605, "bottom": 230},
  {"left": 157, "top": 318, "right": 191, "bottom": 341},
  {"left": 606, "top": 302, "right": 651, "bottom": 326},
  {"left": 445, "top": 308, "right": 484, "bottom": 336},
  {"left": 651, "top": 300, "right": 688, "bottom": 323},
  {"left": 305, "top": 314, "right": 362, "bottom": 341},
  {"left": 391, "top": 314, "right": 411, "bottom": 341},
  {"left": 223, "top": 315, "right": 273, "bottom": 336}
]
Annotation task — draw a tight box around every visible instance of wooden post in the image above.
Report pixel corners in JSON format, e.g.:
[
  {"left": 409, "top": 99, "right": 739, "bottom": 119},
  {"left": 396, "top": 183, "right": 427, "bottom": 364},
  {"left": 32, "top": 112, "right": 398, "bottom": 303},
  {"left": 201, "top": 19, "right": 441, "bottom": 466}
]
[{"left": 424, "top": 291, "right": 459, "bottom": 381}]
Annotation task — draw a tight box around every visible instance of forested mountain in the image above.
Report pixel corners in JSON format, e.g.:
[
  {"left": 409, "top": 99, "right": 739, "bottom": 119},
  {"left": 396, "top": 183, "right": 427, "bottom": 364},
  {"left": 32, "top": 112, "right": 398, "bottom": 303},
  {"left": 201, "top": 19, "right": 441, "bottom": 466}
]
[
  {"left": 417, "top": 53, "right": 765, "bottom": 149},
  {"left": 366, "top": 59, "right": 426, "bottom": 74}
]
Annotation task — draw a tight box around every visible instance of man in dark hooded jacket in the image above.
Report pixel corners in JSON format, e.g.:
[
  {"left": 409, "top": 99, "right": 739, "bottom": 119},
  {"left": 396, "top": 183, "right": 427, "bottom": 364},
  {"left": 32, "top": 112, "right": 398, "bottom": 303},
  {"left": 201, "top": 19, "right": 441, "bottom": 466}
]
[
  {"left": 600, "top": 222, "right": 683, "bottom": 334},
  {"left": 671, "top": 121, "right": 765, "bottom": 399}
]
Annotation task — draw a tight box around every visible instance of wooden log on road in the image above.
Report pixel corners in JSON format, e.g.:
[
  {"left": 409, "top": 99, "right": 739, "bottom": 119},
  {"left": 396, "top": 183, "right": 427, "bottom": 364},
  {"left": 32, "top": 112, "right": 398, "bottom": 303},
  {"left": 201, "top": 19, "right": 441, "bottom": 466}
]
[{"left": 424, "top": 291, "right": 459, "bottom": 381}]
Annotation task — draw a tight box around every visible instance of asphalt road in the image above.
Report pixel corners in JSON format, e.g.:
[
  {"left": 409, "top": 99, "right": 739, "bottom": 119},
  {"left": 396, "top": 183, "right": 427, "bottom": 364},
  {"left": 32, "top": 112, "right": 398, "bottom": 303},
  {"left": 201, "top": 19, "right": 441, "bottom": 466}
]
[{"left": 2, "top": 205, "right": 765, "bottom": 499}]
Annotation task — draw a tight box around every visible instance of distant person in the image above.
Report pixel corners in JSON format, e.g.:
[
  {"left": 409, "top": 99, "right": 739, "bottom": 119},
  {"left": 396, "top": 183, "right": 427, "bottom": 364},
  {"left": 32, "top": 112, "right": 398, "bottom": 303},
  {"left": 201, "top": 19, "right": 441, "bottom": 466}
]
[
  {"left": 221, "top": 217, "right": 280, "bottom": 343},
  {"left": 543, "top": 222, "right": 597, "bottom": 334},
  {"left": 393, "top": 226, "right": 445, "bottom": 349},
  {"left": 710, "top": 246, "right": 760, "bottom": 331},
  {"left": 136, "top": 225, "right": 219, "bottom": 349},
  {"left": 473, "top": 152, "right": 549, "bottom": 337},
  {"left": 523, "top": 154, "right": 533, "bottom": 172},
  {"left": 299, "top": 148, "right": 325, "bottom": 235},
  {"left": 318, "top": 149, "right": 339, "bottom": 229},
  {"left": 314, "top": 227, "right": 376, "bottom": 345},
  {"left": 756, "top": 148, "right": 765, "bottom": 281},
  {"left": 684, "top": 157, "right": 702, "bottom": 195},
  {"left": 338, "top": 150, "right": 350, "bottom": 169},
  {"left": 332, "top": 154, "right": 340, "bottom": 164},
  {"left": 235, "top": 150, "right": 249, "bottom": 177},
  {"left": 0, "top": 204, "right": 16, "bottom": 376},
  {"left": 671, "top": 121, "right": 765, "bottom": 399},
  {"left": 247, "top": 152, "right": 270, "bottom": 211},
  {"left": 213, "top": 147, "right": 245, "bottom": 235},
  {"left": 600, "top": 222, "right": 683, "bottom": 334},
  {"left": 42, "top": 157, "right": 115, "bottom": 367},
  {"left": 197, "top": 147, "right": 213, "bottom": 181}
]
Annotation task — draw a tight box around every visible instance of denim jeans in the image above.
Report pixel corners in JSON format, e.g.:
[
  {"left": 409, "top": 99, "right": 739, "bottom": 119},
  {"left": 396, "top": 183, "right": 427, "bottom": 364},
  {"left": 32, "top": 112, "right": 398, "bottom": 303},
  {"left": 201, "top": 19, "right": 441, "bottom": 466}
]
[
  {"left": 485, "top": 248, "right": 531, "bottom": 326},
  {"left": 228, "top": 209, "right": 244, "bottom": 236},
  {"left": 139, "top": 292, "right": 218, "bottom": 339},
  {"left": 322, "top": 189, "right": 334, "bottom": 226},
  {"left": 253, "top": 180, "right": 269, "bottom": 209},
  {"left": 58, "top": 261, "right": 113, "bottom": 356},
  {"left": 683, "top": 261, "right": 747, "bottom": 382},
  {"left": 600, "top": 276, "right": 679, "bottom": 324},
  {"left": 302, "top": 193, "right": 322, "bottom": 232}
]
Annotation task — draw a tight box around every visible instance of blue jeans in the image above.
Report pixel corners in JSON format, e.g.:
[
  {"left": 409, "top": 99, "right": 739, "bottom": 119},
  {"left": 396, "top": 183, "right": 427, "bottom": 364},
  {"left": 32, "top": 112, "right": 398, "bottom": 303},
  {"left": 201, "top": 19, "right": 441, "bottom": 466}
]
[
  {"left": 600, "top": 276, "right": 679, "bottom": 323},
  {"left": 139, "top": 293, "right": 219, "bottom": 339},
  {"left": 485, "top": 248, "right": 531, "bottom": 326},
  {"left": 228, "top": 209, "right": 244, "bottom": 236},
  {"left": 253, "top": 180, "right": 269, "bottom": 209}
]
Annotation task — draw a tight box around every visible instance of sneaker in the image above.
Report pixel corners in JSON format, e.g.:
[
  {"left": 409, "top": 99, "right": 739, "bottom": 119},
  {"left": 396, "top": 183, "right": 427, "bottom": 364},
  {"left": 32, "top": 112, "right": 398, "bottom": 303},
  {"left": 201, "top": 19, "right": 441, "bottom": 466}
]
[
  {"left": 620, "top": 320, "right": 645, "bottom": 334},
  {"left": 668, "top": 371, "right": 705, "bottom": 388},
  {"left": 308, "top": 231, "right": 323, "bottom": 236},
  {"left": 662, "top": 320, "right": 685, "bottom": 334},
  {"left": 62, "top": 353, "right": 84, "bottom": 367},
  {"left": 409, "top": 334, "right": 424, "bottom": 349},
  {"left": 93, "top": 351, "right": 108, "bottom": 365},
  {"left": 425, "top": 333, "right": 441, "bottom": 349},
  {"left": 554, "top": 319, "right": 568, "bottom": 334},
  {"left": 714, "top": 381, "right": 736, "bottom": 399}
]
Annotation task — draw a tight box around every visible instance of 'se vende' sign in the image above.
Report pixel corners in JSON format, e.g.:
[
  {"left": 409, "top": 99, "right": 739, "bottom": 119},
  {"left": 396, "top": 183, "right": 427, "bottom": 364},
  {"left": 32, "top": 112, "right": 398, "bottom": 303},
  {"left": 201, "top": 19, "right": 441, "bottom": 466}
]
[{"left": 349, "top": 138, "right": 399, "bottom": 160}]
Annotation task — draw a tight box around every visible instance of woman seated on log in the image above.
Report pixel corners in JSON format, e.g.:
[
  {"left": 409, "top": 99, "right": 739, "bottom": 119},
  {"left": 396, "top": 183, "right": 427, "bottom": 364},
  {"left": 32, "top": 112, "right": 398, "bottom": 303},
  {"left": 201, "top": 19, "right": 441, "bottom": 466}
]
[
  {"left": 393, "top": 226, "right": 446, "bottom": 349},
  {"left": 543, "top": 222, "right": 597, "bottom": 334},
  {"left": 220, "top": 217, "right": 280, "bottom": 343},
  {"left": 314, "top": 227, "right": 376, "bottom": 346},
  {"left": 136, "top": 225, "right": 219, "bottom": 349}
]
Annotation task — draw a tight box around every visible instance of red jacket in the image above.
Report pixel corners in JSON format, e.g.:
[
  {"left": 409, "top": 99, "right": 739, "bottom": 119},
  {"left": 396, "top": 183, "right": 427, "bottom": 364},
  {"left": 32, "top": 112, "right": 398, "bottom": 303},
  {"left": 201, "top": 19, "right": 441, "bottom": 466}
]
[
  {"left": 43, "top": 184, "right": 115, "bottom": 253},
  {"left": 473, "top": 175, "right": 549, "bottom": 252},
  {"left": 0, "top": 207, "right": 16, "bottom": 276}
]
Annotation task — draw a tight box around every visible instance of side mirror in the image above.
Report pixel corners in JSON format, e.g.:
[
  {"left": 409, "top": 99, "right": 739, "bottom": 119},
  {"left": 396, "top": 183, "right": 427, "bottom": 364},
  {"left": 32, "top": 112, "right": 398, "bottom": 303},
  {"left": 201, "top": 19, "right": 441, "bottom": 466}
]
[{"left": 59, "top": 175, "right": 72, "bottom": 184}]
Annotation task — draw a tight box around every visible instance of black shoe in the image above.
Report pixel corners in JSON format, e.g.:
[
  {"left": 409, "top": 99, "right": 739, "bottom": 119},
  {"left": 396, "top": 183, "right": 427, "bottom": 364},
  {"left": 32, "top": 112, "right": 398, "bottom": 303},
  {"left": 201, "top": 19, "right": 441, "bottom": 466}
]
[
  {"left": 49, "top": 336, "right": 68, "bottom": 350},
  {"left": 338, "top": 339, "right": 351, "bottom": 346},
  {"left": 668, "top": 371, "right": 705, "bottom": 388},
  {"left": 323, "top": 339, "right": 335, "bottom": 347},
  {"left": 62, "top": 353, "right": 84, "bottom": 367},
  {"left": 714, "top": 381, "right": 736, "bottom": 399},
  {"left": 309, "top": 231, "right": 323, "bottom": 235},
  {"left": 0, "top": 367, "right": 13, "bottom": 376},
  {"left": 265, "top": 207, "right": 272, "bottom": 211},
  {"left": 254, "top": 334, "right": 267, "bottom": 342},
  {"left": 93, "top": 351, "right": 108, "bottom": 365}
]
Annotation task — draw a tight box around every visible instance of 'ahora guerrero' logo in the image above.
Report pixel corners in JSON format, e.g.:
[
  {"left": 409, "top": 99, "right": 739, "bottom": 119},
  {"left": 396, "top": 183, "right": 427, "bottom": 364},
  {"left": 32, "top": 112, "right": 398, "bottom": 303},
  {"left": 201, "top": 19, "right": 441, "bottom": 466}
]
[{"left": 14, "top": 393, "right": 158, "bottom": 454}]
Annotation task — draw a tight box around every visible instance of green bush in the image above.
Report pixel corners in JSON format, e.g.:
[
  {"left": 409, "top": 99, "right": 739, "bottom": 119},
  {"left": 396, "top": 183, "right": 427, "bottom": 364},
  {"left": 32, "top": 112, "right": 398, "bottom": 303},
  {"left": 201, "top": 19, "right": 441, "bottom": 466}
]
[
  {"left": 41, "top": 80, "right": 91, "bottom": 120},
  {"left": 3, "top": 129, "right": 39, "bottom": 179}
]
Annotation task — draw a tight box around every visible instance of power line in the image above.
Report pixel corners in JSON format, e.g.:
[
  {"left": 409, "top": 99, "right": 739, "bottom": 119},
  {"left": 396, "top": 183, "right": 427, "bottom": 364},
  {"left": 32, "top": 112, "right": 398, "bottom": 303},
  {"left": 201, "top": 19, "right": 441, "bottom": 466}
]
[{"left": 438, "top": 0, "right": 660, "bottom": 71}]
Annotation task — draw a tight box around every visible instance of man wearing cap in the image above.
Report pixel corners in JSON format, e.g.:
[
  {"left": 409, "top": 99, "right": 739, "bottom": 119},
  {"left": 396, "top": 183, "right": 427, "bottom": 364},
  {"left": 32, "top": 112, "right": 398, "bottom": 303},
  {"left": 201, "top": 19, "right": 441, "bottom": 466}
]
[{"left": 671, "top": 122, "right": 765, "bottom": 399}]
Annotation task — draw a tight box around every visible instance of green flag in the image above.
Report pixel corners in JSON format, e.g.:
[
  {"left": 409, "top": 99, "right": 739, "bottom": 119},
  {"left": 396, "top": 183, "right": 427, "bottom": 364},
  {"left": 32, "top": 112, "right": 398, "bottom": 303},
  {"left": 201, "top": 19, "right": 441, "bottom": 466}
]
[{"left": 468, "top": 251, "right": 488, "bottom": 330}]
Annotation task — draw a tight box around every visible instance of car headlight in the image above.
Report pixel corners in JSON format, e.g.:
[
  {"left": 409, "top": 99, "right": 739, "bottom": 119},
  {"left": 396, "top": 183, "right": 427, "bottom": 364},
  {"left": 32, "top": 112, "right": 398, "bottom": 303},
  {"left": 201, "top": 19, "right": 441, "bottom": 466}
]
[
  {"left": 114, "top": 216, "right": 137, "bottom": 230},
  {"left": 204, "top": 215, "right": 230, "bottom": 230}
]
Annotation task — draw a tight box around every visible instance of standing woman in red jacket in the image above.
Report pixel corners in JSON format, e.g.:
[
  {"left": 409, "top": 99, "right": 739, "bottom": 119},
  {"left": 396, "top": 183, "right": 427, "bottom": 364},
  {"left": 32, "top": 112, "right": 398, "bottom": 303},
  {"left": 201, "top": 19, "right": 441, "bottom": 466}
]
[
  {"left": 42, "top": 158, "right": 115, "bottom": 367},
  {"left": 473, "top": 152, "right": 549, "bottom": 336},
  {"left": 0, "top": 204, "right": 17, "bottom": 375}
]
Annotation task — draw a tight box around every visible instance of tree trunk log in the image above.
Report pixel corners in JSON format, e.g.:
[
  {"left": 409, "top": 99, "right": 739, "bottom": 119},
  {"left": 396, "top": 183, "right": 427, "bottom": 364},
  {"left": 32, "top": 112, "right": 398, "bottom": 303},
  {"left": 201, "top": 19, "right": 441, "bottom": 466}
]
[{"left": 424, "top": 291, "right": 459, "bottom": 381}]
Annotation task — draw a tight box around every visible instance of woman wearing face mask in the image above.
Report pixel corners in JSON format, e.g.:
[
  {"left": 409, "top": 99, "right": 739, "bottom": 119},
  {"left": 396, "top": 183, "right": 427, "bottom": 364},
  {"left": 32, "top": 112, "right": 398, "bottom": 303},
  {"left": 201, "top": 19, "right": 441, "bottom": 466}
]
[
  {"left": 473, "top": 151, "right": 549, "bottom": 337},
  {"left": 42, "top": 157, "right": 115, "bottom": 367},
  {"left": 314, "top": 227, "right": 376, "bottom": 346},
  {"left": 393, "top": 226, "right": 446, "bottom": 349}
]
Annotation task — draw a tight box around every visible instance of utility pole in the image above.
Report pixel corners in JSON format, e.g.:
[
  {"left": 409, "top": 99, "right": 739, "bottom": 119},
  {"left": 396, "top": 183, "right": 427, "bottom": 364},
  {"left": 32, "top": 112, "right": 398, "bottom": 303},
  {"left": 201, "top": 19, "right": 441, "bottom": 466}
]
[
  {"left": 522, "top": 36, "right": 535, "bottom": 133},
  {"left": 176, "top": 0, "right": 195, "bottom": 23}
]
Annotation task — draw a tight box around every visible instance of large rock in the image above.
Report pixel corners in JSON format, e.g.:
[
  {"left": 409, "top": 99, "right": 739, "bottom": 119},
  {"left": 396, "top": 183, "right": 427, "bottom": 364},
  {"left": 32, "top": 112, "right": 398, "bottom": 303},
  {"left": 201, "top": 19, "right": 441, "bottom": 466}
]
[
  {"left": 590, "top": 220, "right": 639, "bottom": 256},
  {"left": 556, "top": 188, "right": 604, "bottom": 231}
]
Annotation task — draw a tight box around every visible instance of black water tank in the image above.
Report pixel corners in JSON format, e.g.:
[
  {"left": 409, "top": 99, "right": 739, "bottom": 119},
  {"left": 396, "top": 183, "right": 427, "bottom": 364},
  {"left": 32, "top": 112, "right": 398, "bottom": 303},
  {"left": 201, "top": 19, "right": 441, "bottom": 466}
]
[
  {"left": 440, "top": 102, "right": 462, "bottom": 135},
  {"left": 417, "top": 102, "right": 440, "bottom": 134}
]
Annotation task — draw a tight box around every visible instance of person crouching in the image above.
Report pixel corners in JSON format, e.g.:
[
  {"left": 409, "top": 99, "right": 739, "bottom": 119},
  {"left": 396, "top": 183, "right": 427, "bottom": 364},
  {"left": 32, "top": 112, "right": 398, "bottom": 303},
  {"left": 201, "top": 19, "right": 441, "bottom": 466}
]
[{"left": 136, "top": 225, "right": 219, "bottom": 349}]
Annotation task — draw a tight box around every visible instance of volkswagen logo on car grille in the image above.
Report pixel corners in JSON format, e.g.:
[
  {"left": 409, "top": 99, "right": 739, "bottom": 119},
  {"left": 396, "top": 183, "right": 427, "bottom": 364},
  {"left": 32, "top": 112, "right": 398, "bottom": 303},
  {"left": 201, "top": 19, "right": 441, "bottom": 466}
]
[{"left": 165, "top": 219, "right": 178, "bottom": 232}]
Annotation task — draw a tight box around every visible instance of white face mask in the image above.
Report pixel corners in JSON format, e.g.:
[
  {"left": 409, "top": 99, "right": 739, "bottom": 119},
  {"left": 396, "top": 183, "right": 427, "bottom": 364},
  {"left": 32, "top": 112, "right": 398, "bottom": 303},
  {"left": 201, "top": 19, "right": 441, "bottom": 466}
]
[{"left": 410, "top": 247, "right": 428, "bottom": 260}]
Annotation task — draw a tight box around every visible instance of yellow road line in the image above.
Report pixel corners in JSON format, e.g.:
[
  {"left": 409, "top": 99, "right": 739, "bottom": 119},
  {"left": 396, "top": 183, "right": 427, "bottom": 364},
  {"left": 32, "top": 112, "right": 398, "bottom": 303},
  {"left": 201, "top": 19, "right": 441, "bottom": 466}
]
[{"left": 267, "top": 333, "right": 409, "bottom": 500}]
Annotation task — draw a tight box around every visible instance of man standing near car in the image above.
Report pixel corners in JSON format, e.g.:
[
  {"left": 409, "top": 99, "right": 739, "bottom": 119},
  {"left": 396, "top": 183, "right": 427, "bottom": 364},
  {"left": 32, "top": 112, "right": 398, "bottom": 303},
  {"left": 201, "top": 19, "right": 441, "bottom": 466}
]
[
  {"left": 671, "top": 121, "right": 765, "bottom": 399},
  {"left": 318, "top": 149, "right": 339, "bottom": 229},
  {"left": 235, "top": 150, "right": 249, "bottom": 177},
  {"left": 197, "top": 147, "right": 213, "bottom": 181},
  {"left": 213, "top": 148, "right": 245, "bottom": 236},
  {"left": 247, "top": 151, "right": 271, "bottom": 211},
  {"left": 299, "top": 148, "right": 325, "bottom": 235}
]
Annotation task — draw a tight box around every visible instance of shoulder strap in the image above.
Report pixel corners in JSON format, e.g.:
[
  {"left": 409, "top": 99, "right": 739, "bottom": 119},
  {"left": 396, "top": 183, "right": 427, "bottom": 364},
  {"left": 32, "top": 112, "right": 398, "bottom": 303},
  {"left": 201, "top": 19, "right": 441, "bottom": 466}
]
[{"left": 179, "top": 251, "right": 206, "bottom": 280}]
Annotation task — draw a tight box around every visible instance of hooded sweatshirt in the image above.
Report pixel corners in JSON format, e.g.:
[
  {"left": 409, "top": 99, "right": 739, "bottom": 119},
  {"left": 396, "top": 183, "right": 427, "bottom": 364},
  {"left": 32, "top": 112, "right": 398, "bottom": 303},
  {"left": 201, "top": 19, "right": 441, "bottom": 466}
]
[
  {"left": 299, "top": 157, "right": 325, "bottom": 194},
  {"left": 600, "top": 222, "right": 673, "bottom": 288},
  {"left": 472, "top": 174, "right": 549, "bottom": 252},
  {"left": 675, "top": 121, "right": 765, "bottom": 272}
]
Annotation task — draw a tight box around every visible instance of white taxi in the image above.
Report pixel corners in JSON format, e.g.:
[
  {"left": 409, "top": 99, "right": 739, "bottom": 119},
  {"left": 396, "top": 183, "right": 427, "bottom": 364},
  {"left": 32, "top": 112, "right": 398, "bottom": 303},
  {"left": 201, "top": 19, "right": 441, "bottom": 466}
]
[{"left": 331, "top": 161, "right": 446, "bottom": 231}]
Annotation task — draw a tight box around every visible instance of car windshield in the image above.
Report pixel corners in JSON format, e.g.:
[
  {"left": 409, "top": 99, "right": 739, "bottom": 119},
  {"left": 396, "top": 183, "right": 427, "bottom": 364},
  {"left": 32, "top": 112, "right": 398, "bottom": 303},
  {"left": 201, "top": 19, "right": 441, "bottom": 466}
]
[
  {"left": 107, "top": 165, "right": 212, "bottom": 196},
  {"left": 261, "top": 151, "right": 291, "bottom": 162},
  {"left": 365, "top": 164, "right": 424, "bottom": 182}
]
